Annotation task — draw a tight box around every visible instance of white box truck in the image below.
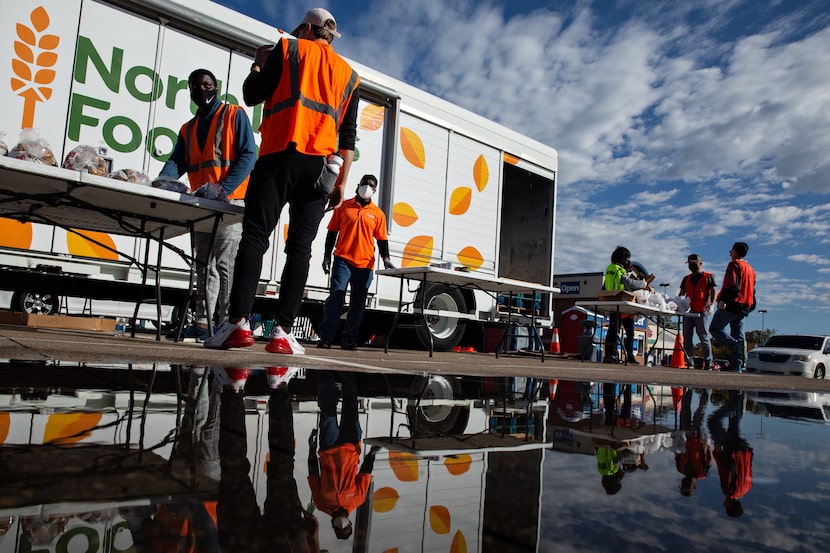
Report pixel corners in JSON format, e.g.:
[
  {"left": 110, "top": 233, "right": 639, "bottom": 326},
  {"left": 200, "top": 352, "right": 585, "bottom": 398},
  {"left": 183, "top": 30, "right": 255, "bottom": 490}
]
[{"left": 0, "top": 0, "right": 558, "bottom": 350}]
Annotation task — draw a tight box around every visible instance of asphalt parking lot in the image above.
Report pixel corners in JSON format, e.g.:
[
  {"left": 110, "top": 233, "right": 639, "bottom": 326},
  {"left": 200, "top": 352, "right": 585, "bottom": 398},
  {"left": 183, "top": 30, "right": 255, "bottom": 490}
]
[{"left": 2, "top": 323, "right": 829, "bottom": 393}]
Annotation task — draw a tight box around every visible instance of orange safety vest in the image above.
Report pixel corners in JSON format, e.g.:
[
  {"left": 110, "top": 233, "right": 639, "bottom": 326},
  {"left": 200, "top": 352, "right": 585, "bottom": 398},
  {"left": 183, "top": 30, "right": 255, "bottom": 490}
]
[
  {"left": 182, "top": 102, "right": 249, "bottom": 199},
  {"left": 682, "top": 271, "right": 713, "bottom": 312},
  {"left": 734, "top": 259, "right": 755, "bottom": 307},
  {"left": 259, "top": 38, "right": 360, "bottom": 157}
]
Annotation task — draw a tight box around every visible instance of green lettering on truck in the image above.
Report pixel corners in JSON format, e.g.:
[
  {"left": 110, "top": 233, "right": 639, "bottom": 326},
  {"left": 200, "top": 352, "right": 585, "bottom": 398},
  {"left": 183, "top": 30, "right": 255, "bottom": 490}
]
[
  {"left": 166, "top": 74, "right": 189, "bottom": 110},
  {"left": 68, "top": 93, "right": 110, "bottom": 141},
  {"left": 103, "top": 115, "right": 142, "bottom": 153},
  {"left": 74, "top": 36, "right": 123, "bottom": 93},
  {"left": 125, "top": 65, "right": 162, "bottom": 102}
]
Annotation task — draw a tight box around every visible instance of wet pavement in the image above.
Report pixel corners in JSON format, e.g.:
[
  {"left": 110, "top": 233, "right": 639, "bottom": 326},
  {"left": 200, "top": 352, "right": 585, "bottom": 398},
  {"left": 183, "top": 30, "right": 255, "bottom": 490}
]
[{"left": 1, "top": 324, "right": 830, "bottom": 552}]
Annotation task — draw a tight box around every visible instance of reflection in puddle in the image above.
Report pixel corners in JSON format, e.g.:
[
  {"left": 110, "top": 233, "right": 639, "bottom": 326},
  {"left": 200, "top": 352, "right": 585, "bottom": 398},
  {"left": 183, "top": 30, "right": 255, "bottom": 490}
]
[{"left": 0, "top": 362, "right": 829, "bottom": 551}]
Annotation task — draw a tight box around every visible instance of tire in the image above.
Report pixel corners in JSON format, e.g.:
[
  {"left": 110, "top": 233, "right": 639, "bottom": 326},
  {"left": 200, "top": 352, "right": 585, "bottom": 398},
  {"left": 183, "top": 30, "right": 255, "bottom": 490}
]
[
  {"left": 11, "top": 291, "right": 60, "bottom": 315},
  {"left": 406, "top": 375, "right": 470, "bottom": 436},
  {"left": 414, "top": 284, "right": 468, "bottom": 351},
  {"left": 814, "top": 365, "right": 826, "bottom": 379}
]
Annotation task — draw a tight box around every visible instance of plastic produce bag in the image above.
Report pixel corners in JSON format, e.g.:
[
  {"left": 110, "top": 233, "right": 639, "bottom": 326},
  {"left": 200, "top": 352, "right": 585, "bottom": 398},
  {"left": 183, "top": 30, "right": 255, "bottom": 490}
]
[
  {"left": 8, "top": 128, "right": 57, "bottom": 166},
  {"left": 150, "top": 175, "right": 189, "bottom": 193},
  {"left": 193, "top": 182, "right": 228, "bottom": 202},
  {"left": 62, "top": 145, "right": 108, "bottom": 176},
  {"left": 109, "top": 169, "right": 151, "bottom": 186},
  {"left": 0, "top": 130, "right": 8, "bottom": 156}
]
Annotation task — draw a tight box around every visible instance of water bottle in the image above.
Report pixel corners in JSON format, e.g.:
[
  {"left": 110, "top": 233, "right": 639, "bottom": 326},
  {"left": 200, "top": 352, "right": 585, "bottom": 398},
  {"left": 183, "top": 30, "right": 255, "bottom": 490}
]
[
  {"left": 115, "top": 317, "right": 127, "bottom": 336},
  {"left": 314, "top": 153, "right": 343, "bottom": 195}
]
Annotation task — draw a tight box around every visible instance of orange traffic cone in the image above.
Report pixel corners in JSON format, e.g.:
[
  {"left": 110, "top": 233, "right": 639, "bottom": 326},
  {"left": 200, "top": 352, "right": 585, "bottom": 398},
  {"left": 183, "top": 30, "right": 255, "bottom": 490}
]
[
  {"left": 549, "top": 379, "right": 559, "bottom": 401},
  {"left": 549, "top": 327, "right": 561, "bottom": 354},
  {"left": 670, "top": 333, "right": 687, "bottom": 368},
  {"left": 671, "top": 386, "right": 684, "bottom": 408}
]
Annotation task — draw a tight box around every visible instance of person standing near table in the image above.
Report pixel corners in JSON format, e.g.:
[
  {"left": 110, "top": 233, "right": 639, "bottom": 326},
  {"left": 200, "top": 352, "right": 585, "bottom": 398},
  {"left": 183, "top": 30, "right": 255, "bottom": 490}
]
[
  {"left": 709, "top": 242, "right": 756, "bottom": 373},
  {"left": 317, "top": 175, "right": 394, "bottom": 351},
  {"left": 205, "top": 8, "right": 360, "bottom": 354},
  {"left": 678, "top": 254, "right": 717, "bottom": 370},
  {"left": 160, "top": 69, "right": 256, "bottom": 340},
  {"left": 602, "top": 246, "right": 654, "bottom": 364}
]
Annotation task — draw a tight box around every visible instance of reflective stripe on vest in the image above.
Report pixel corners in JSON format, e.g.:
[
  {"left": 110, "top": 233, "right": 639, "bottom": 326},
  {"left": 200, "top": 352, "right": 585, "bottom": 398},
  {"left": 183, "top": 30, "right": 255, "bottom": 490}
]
[
  {"left": 259, "top": 38, "right": 360, "bottom": 157},
  {"left": 182, "top": 102, "right": 249, "bottom": 200}
]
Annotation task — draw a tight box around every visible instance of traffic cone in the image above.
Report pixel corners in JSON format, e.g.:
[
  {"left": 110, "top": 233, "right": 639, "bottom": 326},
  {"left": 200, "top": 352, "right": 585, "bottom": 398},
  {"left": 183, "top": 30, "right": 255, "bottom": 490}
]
[
  {"left": 670, "top": 333, "right": 687, "bottom": 368},
  {"left": 548, "top": 379, "right": 559, "bottom": 401},
  {"left": 671, "top": 386, "right": 684, "bottom": 408},
  {"left": 549, "top": 327, "right": 561, "bottom": 354}
]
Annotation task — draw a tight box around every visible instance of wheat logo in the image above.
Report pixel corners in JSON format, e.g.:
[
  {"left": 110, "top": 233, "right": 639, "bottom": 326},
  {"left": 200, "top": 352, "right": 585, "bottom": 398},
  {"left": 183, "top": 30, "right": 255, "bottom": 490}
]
[{"left": 10, "top": 6, "right": 59, "bottom": 128}]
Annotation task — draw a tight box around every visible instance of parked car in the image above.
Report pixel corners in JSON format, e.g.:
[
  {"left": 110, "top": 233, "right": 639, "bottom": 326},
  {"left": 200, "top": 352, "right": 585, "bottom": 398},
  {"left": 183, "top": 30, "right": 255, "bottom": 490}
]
[{"left": 746, "top": 334, "right": 830, "bottom": 378}]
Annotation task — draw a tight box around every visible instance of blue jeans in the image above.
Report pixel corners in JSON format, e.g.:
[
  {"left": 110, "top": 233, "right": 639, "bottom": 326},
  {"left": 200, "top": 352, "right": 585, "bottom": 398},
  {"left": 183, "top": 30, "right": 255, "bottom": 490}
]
[
  {"left": 319, "top": 256, "right": 374, "bottom": 344},
  {"left": 683, "top": 312, "right": 712, "bottom": 366},
  {"left": 317, "top": 371, "right": 362, "bottom": 450},
  {"left": 709, "top": 309, "right": 746, "bottom": 369}
]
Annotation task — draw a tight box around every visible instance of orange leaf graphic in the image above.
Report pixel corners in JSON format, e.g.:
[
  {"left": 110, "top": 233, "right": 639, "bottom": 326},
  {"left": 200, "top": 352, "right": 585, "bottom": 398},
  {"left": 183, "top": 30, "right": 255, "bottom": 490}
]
[
  {"left": 450, "top": 530, "right": 468, "bottom": 553},
  {"left": 372, "top": 487, "right": 400, "bottom": 513},
  {"left": 12, "top": 59, "right": 32, "bottom": 81},
  {"left": 443, "top": 454, "right": 473, "bottom": 475},
  {"left": 34, "top": 69, "right": 55, "bottom": 85},
  {"left": 38, "top": 87, "right": 52, "bottom": 100},
  {"left": 392, "top": 202, "right": 418, "bottom": 227},
  {"left": 10, "top": 78, "right": 26, "bottom": 92},
  {"left": 67, "top": 230, "right": 118, "bottom": 261},
  {"left": 457, "top": 246, "right": 484, "bottom": 271},
  {"left": 283, "top": 223, "right": 289, "bottom": 243},
  {"left": 30, "top": 6, "right": 50, "bottom": 32},
  {"left": 428, "top": 505, "right": 451, "bottom": 534},
  {"left": 38, "top": 34, "right": 60, "bottom": 50},
  {"left": 382, "top": 549, "right": 399, "bottom": 553},
  {"left": 37, "top": 51, "right": 58, "bottom": 67},
  {"left": 473, "top": 155, "right": 489, "bottom": 192},
  {"left": 0, "top": 218, "right": 33, "bottom": 249},
  {"left": 401, "top": 235, "right": 433, "bottom": 268},
  {"left": 400, "top": 127, "right": 426, "bottom": 169},
  {"left": 503, "top": 153, "right": 520, "bottom": 165},
  {"left": 448, "top": 187, "right": 472, "bottom": 216},
  {"left": 0, "top": 413, "right": 9, "bottom": 444},
  {"left": 43, "top": 413, "right": 103, "bottom": 444},
  {"left": 14, "top": 41, "right": 34, "bottom": 63},
  {"left": 359, "top": 104, "right": 384, "bottom": 131},
  {"left": 389, "top": 451, "right": 420, "bottom": 482},
  {"left": 16, "top": 23, "right": 36, "bottom": 46}
]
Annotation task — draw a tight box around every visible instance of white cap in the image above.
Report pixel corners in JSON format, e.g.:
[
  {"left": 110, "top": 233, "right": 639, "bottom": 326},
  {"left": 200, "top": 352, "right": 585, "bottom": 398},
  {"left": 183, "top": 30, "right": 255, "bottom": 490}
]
[{"left": 300, "top": 8, "right": 341, "bottom": 38}]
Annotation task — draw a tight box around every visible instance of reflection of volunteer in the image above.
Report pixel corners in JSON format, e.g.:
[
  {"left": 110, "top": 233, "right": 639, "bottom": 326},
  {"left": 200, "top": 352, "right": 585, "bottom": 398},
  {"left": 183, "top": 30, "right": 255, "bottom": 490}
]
[
  {"left": 159, "top": 69, "right": 256, "bottom": 340},
  {"left": 603, "top": 246, "right": 654, "bottom": 364}
]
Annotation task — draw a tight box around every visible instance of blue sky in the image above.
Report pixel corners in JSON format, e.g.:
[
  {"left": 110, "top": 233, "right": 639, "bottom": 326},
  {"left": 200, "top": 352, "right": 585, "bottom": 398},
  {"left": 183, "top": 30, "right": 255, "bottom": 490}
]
[{"left": 215, "top": 0, "right": 830, "bottom": 336}]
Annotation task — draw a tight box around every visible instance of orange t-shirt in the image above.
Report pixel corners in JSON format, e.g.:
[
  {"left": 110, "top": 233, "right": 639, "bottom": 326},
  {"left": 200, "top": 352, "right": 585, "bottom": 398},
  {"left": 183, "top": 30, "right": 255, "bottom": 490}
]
[
  {"left": 328, "top": 198, "right": 388, "bottom": 269},
  {"left": 308, "top": 442, "right": 372, "bottom": 515}
]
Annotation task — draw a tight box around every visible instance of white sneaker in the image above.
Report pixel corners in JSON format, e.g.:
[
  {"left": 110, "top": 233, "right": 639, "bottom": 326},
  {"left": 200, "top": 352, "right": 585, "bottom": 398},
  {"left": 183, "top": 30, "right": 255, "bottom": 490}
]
[
  {"left": 203, "top": 319, "right": 254, "bottom": 349},
  {"left": 266, "top": 366, "right": 300, "bottom": 388},
  {"left": 265, "top": 325, "right": 305, "bottom": 354}
]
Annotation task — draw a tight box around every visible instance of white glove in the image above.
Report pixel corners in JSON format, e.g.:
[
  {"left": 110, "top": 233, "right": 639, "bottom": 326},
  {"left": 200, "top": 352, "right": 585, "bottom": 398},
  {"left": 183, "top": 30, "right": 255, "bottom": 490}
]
[
  {"left": 322, "top": 256, "right": 332, "bottom": 275},
  {"left": 382, "top": 257, "right": 395, "bottom": 269}
]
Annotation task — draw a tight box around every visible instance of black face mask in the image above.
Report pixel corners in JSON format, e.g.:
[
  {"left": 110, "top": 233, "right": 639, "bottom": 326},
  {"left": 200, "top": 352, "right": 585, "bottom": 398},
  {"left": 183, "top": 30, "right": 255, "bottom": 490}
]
[
  {"left": 190, "top": 88, "right": 217, "bottom": 111},
  {"left": 689, "top": 263, "right": 700, "bottom": 272}
]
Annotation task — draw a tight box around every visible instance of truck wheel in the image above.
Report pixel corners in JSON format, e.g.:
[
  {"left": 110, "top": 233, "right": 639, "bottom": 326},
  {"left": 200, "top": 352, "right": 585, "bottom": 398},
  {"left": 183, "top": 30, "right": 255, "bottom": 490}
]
[
  {"left": 414, "top": 284, "right": 467, "bottom": 351},
  {"left": 11, "top": 291, "right": 60, "bottom": 315},
  {"left": 407, "top": 375, "right": 470, "bottom": 436}
]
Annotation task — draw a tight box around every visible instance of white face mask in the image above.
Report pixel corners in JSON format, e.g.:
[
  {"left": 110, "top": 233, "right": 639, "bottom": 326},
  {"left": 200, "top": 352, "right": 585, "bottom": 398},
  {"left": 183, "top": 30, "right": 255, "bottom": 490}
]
[{"left": 357, "top": 184, "right": 375, "bottom": 200}]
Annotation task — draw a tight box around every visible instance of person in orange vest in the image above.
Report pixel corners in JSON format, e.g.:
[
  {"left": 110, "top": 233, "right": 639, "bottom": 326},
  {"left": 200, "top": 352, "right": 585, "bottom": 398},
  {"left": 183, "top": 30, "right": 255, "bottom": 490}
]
[
  {"left": 678, "top": 254, "right": 717, "bottom": 370},
  {"left": 317, "top": 175, "right": 394, "bottom": 350},
  {"left": 308, "top": 370, "right": 380, "bottom": 540},
  {"left": 206, "top": 8, "right": 360, "bottom": 354},
  {"left": 674, "top": 388, "right": 712, "bottom": 497},
  {"left": 159, "top": 68, "right": 256, "bottom": 341},
  {"left": 708, "top": 389, "right": 753, "bottom": 517},
  {"left": 709, "top": 242, "right": 756, "bottom": 373}
]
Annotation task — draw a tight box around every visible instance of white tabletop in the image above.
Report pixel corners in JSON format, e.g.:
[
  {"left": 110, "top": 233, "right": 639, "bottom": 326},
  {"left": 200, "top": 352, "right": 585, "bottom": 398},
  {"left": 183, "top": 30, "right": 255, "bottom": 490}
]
[
  {"left": 0, "top": 156, "right": 243, "bottom": 238},
  {"left": 376, "top": 266, "right": 558, "bottom": 295},
  {"left": 574, "top": 300, "right": 698, "bottom": 317}
]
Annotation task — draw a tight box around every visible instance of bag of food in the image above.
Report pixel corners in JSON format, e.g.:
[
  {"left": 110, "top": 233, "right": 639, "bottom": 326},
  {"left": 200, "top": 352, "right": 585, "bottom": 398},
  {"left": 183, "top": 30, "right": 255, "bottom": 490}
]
[
  {"left": 8, "top": 128, "right": 57, "bottom": 166},
  {"left": 150, "top": 175, "right": 189, "bottom": 194},
  {"left": 62, "top": 145, "right": 108, "bottom": 176},
  {"left": 109, "top": 169, "right": 151, "bottom": 186},
  {"left": 0, "top": 130, "right": 8, "bottom": 156},
  {"left": 192, "top": 182, "right": 228, "bottom": 202}
]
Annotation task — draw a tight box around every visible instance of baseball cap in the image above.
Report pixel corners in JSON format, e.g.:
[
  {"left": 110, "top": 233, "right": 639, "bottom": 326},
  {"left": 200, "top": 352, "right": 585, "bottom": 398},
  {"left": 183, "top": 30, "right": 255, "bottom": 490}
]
[
  {"left": 687, "top": 254, "right": 702, "bottom": 263},
  {"left": 301, "top": 8, "right": 341, "bottom": 38}
]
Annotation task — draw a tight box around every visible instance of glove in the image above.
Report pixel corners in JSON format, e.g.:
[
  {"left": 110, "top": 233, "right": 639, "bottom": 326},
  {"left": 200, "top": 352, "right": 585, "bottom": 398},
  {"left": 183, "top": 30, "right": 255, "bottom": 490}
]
[
  {"left": 308, "top": 429, "right": 318, "bottom": 450},
  {"left": 370, "top": 445, "right": 382, "bottom": 455},
  {"left": 382, "top": 257, "right": 395, "bottom": 270},
  {"left": 322, "top": 256, "right": 332, "bottom": 275}
]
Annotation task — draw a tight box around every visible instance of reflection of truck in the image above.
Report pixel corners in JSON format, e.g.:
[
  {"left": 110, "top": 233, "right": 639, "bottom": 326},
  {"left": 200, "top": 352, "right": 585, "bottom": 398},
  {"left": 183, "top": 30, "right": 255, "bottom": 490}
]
[
  {"left": 0, "top": 0, "right": 558, "bottom": 350},
  {"left": 0, "top": 365, "right": 549, "bottom": 552}
]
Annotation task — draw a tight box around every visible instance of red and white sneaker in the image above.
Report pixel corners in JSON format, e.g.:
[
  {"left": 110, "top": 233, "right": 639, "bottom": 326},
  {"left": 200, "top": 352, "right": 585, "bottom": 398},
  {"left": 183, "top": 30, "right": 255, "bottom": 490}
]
[
  {"left": 266, "top": 366, "right": 300, "bottom": 389},
  {"left": 265, "top": 325, "right": 305, "bottom": 355},
  {"left": 211, "top": 367, "right": 251, "bottom": 392},
  {"left": 203, "top": 319, "right": 254, "bottom": 349}
]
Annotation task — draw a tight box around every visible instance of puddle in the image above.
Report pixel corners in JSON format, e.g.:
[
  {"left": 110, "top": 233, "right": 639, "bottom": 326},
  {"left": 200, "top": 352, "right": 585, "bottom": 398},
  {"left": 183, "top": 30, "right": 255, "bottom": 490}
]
[{"left": 0, "top": 361, "right": 828, "bottom": 552}]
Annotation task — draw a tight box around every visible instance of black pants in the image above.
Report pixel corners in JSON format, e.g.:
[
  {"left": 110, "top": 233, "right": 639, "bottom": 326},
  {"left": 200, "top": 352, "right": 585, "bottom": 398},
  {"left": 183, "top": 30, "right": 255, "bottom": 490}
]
[
  {"left": 605, "top": 313, "right": 635, "bottom": 360},
  {"left": 230, "top": 147, "right": 326, "bottom": 330}
]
